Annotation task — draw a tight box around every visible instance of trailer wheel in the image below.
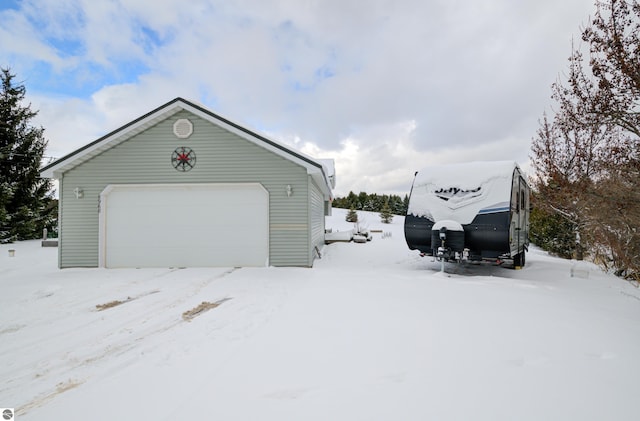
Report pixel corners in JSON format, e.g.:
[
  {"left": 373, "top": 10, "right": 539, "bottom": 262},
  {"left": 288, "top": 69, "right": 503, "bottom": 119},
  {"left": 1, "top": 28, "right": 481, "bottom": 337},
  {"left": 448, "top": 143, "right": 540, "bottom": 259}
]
[{"left": 514, "top": 251, "right": 526, "bottom": 268}]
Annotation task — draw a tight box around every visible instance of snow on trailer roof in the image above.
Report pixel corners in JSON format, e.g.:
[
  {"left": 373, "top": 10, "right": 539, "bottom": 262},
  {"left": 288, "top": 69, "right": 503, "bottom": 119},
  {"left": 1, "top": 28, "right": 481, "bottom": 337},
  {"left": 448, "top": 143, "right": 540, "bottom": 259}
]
[
  {"left": 412, "top": 160, "right": 519, "bottom": 189},
  {"left": 408, "top": 161, "right": 522, "bottom": 223}
]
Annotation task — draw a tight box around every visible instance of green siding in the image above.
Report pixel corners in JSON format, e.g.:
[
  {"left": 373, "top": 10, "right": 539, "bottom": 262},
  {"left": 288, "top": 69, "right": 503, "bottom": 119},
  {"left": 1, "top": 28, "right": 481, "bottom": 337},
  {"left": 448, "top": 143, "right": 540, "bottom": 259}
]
[
  {"left": 309, "top": 178, "right": 325, "bottom": 263},
  {"left": 59, "top": 110, "right": 317, "bottom": 268}
]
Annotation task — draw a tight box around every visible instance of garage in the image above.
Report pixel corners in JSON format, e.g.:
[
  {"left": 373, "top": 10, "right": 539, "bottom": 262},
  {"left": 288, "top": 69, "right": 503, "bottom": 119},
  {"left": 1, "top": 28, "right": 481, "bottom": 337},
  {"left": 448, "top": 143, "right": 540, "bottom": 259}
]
[
  {"left": 99, "top": 183, "right": 269, "bottom": 268},
  {"left": 41, "top": 97, "right": 334, "bottom": 268}
]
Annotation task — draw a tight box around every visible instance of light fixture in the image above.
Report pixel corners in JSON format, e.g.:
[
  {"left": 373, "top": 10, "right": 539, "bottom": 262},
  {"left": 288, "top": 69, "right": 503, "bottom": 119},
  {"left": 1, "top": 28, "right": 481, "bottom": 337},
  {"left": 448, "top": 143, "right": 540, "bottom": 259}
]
[
  {"left": 286, "top": 184, "right": 293, "bottom": 197},
  {"left": 74, "top": 187, "right": 84, "bottom": 199}
]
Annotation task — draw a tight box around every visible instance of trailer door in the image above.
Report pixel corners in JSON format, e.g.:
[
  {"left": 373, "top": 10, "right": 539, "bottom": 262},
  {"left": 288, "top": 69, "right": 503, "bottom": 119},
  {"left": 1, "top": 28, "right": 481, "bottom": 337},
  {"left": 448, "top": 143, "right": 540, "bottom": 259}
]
[
  {"left": 510, "top": 170, "right": 527, "bottom": 257},
  {"left": 513, "top": 175, "right": 528, "bottom": 255},
  {"left": 519, "top": 176, "right": 530, "bottom": 248}
]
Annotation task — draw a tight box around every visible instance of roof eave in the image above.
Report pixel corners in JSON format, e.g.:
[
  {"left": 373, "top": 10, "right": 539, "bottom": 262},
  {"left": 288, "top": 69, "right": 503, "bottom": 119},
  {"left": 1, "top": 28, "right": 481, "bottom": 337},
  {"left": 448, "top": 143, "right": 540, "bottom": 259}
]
[
  {"left": 40, "top": 98, "right": 185, "bottom": 179},
  {"left": 39, "top": 97, "right": 335, "bottom": 197}
]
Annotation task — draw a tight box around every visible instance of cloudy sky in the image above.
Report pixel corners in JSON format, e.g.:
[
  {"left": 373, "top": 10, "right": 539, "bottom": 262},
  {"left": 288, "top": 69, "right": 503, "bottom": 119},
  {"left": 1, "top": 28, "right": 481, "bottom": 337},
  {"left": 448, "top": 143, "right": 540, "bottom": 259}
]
[{"left": 1, "top": 0, "right": 596, "bottom": 196}]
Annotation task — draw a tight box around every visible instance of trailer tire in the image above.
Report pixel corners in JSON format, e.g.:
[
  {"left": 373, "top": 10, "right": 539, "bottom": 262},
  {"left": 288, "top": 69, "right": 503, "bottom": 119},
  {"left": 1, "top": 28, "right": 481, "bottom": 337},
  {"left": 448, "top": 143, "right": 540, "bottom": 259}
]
[{"left": 514, "top": 251, "right": 526, "bottom": 268}]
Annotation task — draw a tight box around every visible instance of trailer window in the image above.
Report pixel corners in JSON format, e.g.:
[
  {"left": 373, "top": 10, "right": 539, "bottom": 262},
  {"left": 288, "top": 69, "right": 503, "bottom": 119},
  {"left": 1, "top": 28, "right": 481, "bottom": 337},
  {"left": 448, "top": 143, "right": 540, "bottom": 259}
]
[{"left": 520, "top": 191, "right": 525, "bottom": 211}]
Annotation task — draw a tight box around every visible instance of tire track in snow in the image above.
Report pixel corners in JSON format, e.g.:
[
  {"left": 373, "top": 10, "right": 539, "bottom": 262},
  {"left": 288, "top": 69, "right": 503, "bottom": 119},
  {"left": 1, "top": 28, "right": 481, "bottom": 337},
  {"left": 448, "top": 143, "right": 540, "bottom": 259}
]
[{"left": 9, "top": 267, "right": 240, "bottom": 417}]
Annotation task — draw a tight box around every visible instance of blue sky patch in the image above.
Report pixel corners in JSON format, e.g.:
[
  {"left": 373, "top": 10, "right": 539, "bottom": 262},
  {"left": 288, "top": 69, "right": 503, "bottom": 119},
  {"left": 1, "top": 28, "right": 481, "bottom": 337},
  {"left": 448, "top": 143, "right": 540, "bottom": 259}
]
[
  {"left": 25, "top": 59, "right": 149, "bottom": 99},
  {"left": 315, "top": 65, "right": 335, "bottom": 80},
  {"left": 0, "top": 0, "right": 22, "bottom": 11},
  {"left": 288, "top": 64, "right": 336, "bottom": 92},
  {"left": 46, "top": 37, "right": 85, "bottom": 58},
  {"left": 137, "top": 25, "right": 175, "bottom": 54}
]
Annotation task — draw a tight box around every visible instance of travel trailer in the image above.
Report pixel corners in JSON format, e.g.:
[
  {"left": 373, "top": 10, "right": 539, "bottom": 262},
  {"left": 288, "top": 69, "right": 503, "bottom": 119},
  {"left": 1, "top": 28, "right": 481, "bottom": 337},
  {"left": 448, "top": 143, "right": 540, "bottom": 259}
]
[{"left": 404, "top": 161, "right": 530, "bottom": 267}]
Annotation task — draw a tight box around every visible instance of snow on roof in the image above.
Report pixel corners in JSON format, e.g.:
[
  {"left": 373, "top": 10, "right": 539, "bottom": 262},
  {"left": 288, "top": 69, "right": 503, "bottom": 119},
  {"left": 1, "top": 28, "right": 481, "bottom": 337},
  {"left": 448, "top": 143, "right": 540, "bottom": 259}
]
[
  {"left": 408, "top": 161, "right": 520, "bottom": 224},
  {"left": 317, "top": 159, "right": 336, "bottom": 189},
  {"left": 413, "top": 160, "right": 518, "bottom": 189}
]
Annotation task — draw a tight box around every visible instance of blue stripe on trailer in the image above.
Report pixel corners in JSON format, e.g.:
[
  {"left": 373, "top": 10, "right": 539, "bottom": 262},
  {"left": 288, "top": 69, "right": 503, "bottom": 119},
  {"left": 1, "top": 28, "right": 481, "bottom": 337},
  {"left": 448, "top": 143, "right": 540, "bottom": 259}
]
[{"left": 478, "top": 206, "right": 510, "bottom": 214}]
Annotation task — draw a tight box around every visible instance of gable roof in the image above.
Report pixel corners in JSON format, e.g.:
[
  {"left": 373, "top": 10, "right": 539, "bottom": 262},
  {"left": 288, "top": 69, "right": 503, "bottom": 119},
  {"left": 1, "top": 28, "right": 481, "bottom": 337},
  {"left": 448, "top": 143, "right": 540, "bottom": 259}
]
[{"left": 40, "top": 97, "right": 334, "bottom": 197}]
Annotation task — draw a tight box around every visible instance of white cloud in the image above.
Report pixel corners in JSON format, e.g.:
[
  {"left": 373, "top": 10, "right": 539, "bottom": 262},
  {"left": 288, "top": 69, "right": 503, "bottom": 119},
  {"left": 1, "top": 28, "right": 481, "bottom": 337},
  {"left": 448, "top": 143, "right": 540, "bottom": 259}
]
[
  {"left": 293, "top": 119, "right": 424, "bottom": 196},
  {"left": 2, "top": 0, "right": 597, "bottom": 196}
]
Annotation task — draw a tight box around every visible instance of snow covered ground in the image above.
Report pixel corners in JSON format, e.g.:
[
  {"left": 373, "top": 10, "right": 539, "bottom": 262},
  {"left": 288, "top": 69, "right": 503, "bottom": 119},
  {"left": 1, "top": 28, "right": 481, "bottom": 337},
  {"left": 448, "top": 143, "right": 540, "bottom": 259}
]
[{"left": 1, "top": 209, "right": 639, "bottom": 421}]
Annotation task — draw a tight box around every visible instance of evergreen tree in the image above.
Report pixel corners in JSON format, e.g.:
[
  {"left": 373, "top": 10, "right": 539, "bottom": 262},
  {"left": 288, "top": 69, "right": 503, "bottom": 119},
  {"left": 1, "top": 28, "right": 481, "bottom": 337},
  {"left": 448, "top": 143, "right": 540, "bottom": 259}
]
[
  {"left": 379, "top": 200, "right": 393, "bottom": 224},
  {"left": 529, "top": 194, "right": 576, "bottom": 259},
  {"left": 0, "top": 68, "right": 55, "bottom": 243},
  {"left": 332, "top": 191, "right": 409, "bottom": 215},
  {"left": 346, "top": 207, "right": 358, "bottom": 223},
  {"left": 357, "top": 191, "right": 368, "bottom": 210},
  {"left": 345, "top": 191, "right": 358, "bottom": 209}
]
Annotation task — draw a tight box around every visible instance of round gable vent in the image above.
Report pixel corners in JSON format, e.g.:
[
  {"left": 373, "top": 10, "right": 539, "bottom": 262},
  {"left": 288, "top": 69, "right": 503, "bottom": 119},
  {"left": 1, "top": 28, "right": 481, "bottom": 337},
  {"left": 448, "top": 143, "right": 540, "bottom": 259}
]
[{"left": 173, "top": 118, "right": 193, "bottom": 139}]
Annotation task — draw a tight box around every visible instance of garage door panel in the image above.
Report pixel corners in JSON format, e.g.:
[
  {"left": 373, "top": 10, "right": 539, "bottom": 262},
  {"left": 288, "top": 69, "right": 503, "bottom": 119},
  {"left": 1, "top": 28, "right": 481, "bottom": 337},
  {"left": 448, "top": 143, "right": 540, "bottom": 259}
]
[{"left": 101, "top": 183, "right": 268, "bottom": 268}]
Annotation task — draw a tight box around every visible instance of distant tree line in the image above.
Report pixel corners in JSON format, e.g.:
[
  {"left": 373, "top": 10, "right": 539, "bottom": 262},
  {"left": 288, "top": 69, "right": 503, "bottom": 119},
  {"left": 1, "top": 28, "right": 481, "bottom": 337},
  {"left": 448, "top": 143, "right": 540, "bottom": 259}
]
[
  {"left": 530, "top": 0, "right": 640, "bottom": 283},
  {"left": 332, "top": 191, "right": 409, "bottom": 215}
]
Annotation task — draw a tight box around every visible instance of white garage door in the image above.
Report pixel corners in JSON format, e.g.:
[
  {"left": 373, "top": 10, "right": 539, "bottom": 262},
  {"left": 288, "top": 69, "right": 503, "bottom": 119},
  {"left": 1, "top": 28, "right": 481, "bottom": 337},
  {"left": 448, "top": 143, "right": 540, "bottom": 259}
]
[{"left": 100, "top": 183, "right": 269, "bottom": 268}]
